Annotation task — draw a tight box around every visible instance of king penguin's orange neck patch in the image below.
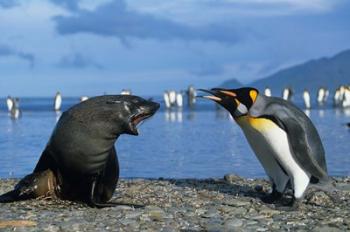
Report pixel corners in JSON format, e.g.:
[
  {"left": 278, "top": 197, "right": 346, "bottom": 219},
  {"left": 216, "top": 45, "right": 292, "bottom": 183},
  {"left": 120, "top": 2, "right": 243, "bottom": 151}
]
[{"left": 249, "top": 90, "right": 258, "bottom": 103}]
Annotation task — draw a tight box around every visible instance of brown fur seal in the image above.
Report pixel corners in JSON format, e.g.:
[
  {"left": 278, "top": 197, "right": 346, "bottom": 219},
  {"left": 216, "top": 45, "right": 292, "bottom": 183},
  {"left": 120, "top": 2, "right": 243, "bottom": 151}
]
[{"left": 0, "top": 95, "right": 159, "bottom": 207}]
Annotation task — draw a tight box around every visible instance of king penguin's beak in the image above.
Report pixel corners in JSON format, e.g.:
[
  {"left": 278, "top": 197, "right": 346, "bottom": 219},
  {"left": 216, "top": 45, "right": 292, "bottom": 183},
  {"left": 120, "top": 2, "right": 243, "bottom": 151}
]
[
  {"left": 198, "top": 89, "right": 223, "bottom": 102},
  {"left": 211, "top": 88, "right": 237, "bottom": 97}
]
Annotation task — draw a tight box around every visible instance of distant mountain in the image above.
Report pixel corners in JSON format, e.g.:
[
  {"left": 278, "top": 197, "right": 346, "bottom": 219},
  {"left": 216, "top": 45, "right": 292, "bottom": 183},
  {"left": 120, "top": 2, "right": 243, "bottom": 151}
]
[
  {"left": 221, "top": 49, "right": 350, "bottom": 93},
  {"left": 217, "top": 78, "right": 242, "bottom": 88}
]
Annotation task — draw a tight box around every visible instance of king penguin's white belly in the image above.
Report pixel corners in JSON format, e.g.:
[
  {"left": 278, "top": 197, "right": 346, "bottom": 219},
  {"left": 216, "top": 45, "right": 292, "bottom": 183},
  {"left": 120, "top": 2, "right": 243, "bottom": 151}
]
[{"left": 236, "top": 116, "right": 310, "bottom": 197}]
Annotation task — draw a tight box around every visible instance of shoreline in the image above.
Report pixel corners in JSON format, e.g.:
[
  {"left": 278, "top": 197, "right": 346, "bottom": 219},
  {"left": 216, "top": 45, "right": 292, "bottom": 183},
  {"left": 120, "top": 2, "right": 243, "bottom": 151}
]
[{"left": 0, "top": 175, "right": 349, "bottom": 231}]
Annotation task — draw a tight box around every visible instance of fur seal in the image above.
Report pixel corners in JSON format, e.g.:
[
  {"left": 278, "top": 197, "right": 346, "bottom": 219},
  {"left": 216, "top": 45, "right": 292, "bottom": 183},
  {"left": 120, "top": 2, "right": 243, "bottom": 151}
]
[{"left": 0, "top": 95, "right": 159, "bottom": 207}]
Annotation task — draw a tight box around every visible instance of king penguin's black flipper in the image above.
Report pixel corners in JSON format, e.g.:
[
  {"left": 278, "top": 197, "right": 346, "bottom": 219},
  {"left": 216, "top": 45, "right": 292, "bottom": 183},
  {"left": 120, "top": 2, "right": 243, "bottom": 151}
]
[{"left": 249, "top": 95, "right": 329, "bottom": 182}]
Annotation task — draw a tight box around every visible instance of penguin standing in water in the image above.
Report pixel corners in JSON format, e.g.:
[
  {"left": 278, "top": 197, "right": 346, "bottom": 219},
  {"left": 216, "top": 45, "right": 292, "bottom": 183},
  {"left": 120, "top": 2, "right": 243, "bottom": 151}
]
[
  {"left": 10, "top": 98, "right": 21, "bottom": 120},
  {"left": 54, "top": 91, "right": 62, "bottom": 111},
  {"left": 303, "top": 89, "right": 311, "bottom": 109},
  {"left": 6, "top": 96, "right": 14, "bottom": 112},
  {"left": 199, "top": 87, "right": 335, "bottom": 209}
]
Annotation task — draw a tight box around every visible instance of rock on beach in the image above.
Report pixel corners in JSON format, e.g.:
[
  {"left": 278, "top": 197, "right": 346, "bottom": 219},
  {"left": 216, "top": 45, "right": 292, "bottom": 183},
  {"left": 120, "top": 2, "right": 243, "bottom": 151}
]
[{"left": 0, "top": 175, "right": 349, "bottom": 231}]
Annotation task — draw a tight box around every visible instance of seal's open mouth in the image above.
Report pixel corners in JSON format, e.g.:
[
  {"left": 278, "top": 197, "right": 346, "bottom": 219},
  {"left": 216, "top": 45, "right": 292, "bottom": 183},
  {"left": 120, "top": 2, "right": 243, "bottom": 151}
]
[{"left": 129, "top": 112, "right": 154, "bottom": 135}]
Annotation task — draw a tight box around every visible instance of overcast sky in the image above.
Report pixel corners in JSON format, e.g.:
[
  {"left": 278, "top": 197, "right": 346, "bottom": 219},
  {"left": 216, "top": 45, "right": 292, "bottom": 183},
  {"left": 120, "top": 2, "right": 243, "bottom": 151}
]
[{"left": 1, "top": 0, "right": 350, "bottom": 96}]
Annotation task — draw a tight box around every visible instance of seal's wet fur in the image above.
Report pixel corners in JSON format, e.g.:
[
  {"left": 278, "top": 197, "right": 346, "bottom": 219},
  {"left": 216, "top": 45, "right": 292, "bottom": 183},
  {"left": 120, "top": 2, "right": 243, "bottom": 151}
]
[{"left": 0, "top": 95, "right": 159, "bottom": 207}]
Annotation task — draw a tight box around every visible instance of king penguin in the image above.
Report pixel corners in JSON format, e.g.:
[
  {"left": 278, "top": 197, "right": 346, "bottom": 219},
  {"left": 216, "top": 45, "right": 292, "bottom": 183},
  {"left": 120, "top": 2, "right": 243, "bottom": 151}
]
[
  {"left": 54, "top": 91, "right": 62, "bottom": 111},
  {"left": 199, "top": 87, "right": 333, "bottom": 209}
]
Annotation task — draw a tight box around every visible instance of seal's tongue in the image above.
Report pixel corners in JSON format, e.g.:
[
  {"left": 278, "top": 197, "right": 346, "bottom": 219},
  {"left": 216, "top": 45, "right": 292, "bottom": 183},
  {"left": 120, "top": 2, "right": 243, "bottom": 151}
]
[
  {"left": 129, "top": 112, "right": 153, "bottom": 135},
  {"left": 132, "top": 113, "right": 149, "bottom": 125}
]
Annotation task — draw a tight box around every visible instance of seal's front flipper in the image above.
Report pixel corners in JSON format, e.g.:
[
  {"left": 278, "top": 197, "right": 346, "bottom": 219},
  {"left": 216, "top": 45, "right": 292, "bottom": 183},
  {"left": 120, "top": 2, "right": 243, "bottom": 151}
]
[
  {"left": 106, "top": 201, "right": 144, "bottom": 209},
  {"left": 88, "top": 179, "right": 143, "bottom": 208},
  {"left": 88, "top": 200, "right": 144, "bottom": 209}
]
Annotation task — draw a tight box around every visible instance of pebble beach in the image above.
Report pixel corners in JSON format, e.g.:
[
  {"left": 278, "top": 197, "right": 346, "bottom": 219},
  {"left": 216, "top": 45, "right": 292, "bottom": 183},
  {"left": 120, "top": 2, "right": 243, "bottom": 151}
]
[{"left": 0, "top": 174, "right": 349, "bottom": 231}]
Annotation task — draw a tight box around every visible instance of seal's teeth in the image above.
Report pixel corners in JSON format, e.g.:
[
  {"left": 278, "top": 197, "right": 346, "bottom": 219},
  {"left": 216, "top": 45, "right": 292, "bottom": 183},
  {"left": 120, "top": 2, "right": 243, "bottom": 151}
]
[{"left": 137, "top": 120, "right": 145, "bottom": 128}]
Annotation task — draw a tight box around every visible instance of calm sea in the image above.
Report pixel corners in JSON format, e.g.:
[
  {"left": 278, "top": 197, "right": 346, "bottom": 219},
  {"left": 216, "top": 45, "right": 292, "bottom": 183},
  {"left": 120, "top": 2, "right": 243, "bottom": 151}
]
[{"left": 0, "top": 95, "right": 349, "bottom": 179}]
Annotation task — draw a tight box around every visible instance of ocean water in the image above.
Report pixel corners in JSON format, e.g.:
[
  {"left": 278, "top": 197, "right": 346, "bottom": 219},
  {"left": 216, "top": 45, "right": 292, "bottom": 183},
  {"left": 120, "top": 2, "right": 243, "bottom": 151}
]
[{"left": 0, "top": 96, "right": 349, "bottom": 179}]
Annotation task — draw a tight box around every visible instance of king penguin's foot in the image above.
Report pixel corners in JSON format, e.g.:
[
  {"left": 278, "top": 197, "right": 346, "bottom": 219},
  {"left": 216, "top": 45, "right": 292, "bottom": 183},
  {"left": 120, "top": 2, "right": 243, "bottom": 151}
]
[
  {"left": 274, "top": 197, "right": 300, "bottom": 211},
  {"left": 261, "top": 189, "right": 283, "bottom": 204}
]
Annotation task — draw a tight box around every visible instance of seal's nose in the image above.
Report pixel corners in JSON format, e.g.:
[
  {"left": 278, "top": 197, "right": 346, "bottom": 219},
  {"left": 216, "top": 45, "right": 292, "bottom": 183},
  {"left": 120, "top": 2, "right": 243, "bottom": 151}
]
[
  {"left": 140, "top": 101, "right": 160, "bottom": 114},
  {"left": 152, "top": 102, "right": 160, "bottom": 111}
]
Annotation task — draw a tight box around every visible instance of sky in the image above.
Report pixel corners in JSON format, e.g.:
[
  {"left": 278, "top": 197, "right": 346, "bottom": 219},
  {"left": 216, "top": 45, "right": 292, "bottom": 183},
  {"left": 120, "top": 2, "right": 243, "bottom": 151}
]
[{"left": 0, "top": 0, "right": 350, "bottom": 97}]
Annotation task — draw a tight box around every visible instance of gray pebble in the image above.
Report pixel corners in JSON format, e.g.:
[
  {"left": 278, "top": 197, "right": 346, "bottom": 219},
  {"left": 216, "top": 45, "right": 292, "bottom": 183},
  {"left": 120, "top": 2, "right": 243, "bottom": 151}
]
[
  {"left": 224, "top": 218, "right": 244, "bottom": 229},
  {"left": 312, "top": 226, "right": 344, "bottom": 232},
  {"left": 0, "top": 176, "right": 349, "bottom": 231}
]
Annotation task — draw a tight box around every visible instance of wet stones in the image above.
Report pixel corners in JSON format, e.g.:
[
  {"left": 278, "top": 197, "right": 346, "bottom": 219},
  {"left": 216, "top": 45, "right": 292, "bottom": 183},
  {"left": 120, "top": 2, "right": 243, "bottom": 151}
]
[{"left": 0, "top": 175, "right": 349, "bottom": 231}]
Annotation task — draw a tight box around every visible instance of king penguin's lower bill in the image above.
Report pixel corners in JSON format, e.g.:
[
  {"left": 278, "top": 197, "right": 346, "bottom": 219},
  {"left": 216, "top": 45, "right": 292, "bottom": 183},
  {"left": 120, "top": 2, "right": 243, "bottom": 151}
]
[{"left": 199, "top": 87, "right": 337, "bottom": 209}]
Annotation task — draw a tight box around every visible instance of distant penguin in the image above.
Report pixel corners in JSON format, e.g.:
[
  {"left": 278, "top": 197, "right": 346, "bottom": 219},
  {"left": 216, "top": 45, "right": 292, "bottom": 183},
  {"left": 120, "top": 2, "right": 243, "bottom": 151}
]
[
  {"left": 176, "top": 92, "right": 183, "bottom": 108},
  {"left": 342, "top": 87, "right": 350, "bottom": 108},
  {"left": 264, "top": 87, "right": 272, "bottom": 97},
  {"left": 54, "top": 92, "right": 62, "bottom": 111},
  {"left": 282, "top": 87, "right": 293, "bottom": 101},
  {"left": 163, "top": 91, "right": 171, "bottom": 109},
  {"left": 80, "top": 96, "right": 89, "bottom": 102},
  {"left": 333, "top": 88, "right": 341, "bottom": 107},
  {"left": 187, "top": 85, "right": 196, "bottom": 107},
  {"left": 169, "top": 90, "right": 177, "bottom": 106},
  {"left": 120, "top": 89, "right": 132, "bottom": 95},
  {"left": 6, "top": 96, "right": 14, "bottom": 112},
  {"left": 317, "top": 88, "right": 326, "bottom": 106},
  {"left": 339, "top": 86, "right": 346, "bottom": 102},
  {"left": 200, "top": 87, "right": 334, "bottom": 209},
  {"left": 303, "top": 89, "right": 311, "bottom": 109},
  {"left": 324, "top": 89, "right": 329, "bottom": 102},
  {"left": 10, "top": 98, "right": 21, "bottom": 120}
]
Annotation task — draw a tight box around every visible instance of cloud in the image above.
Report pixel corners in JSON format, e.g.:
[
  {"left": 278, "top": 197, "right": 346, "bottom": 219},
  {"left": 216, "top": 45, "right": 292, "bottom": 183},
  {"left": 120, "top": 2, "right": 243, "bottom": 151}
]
[
  {"left": 57, "top": 53, "right": 103, "bottom": 69},
  {"left": 0, "top": 44, "right": 35, "bottom": 67},
  {"left": 201, "top": 0, "right": 340, "bottom": 13},
  {"left": 190, "top": 63, "right": 225, "bottom": 76},
  {"left": 126, "top": 0, "right": 344, "bottom": 25},
  {"left": 49, "top": 0, "right": 80, "bottom": 11},
  {"left": 0, "top": 0, "right": 19, "bottom": 8},
  {"left": 53, "top": 0, "right": 241, "bottom": 44}
]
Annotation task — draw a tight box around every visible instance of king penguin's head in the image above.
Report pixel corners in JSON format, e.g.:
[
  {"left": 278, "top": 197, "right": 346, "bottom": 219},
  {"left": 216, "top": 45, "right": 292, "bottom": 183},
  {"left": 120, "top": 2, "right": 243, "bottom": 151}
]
[{"left": 199, "top": 87, "right": 259, "bottom": 117}]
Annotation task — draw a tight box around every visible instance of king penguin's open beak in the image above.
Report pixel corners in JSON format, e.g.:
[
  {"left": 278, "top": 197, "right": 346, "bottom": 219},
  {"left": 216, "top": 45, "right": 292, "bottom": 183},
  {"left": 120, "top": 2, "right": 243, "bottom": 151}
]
[
  {"left": 198, "top": 89, "right": 223, "bottom": 102},
  {"left": 198, "top": 88, "right": 238, "bottom": 102},
  {"left": 199, "top": 88, "right": 239, "bottom": 113},
  {"left": 211, "top": 88, "right": 237, "bottom": 97}
]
